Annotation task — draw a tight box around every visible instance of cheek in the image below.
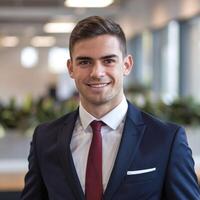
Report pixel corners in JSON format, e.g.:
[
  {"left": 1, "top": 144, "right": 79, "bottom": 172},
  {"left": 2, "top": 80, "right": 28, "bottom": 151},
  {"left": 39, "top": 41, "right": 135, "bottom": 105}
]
[
  {"left": 112, "top": 69, "right": 124, "bottom": 82},
  {"left": 73, "top": 72, "right": 88, "bottom": 86},
  {"left": 72, "top": 70, "right": 84, "bottom": 80},
  {"left": 76, "top": 69, "right": 90, "bottom": 78}
]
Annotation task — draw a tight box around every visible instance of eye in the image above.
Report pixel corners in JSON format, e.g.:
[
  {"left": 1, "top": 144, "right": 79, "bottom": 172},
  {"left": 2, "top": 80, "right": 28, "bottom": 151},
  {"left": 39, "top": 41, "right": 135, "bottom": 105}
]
[
  {"left": 78, "top": 60, "right": 91, "bottom": 66},
  {"left": 103, "top": 58, "right": 115, "bottom": 65}
]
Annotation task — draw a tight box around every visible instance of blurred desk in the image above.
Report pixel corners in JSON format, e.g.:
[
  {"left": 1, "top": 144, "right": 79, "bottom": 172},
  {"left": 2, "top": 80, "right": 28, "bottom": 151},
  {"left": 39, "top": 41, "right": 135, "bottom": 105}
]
[
  {"left": 0, "top": 159, "right": 27, "bottom": 191},
  {"left": 0, "top": 172, "right": 25, "bottom": 191},
  {"left": 197, "top": 169, "right": 200, "bottom": 184},
  {"left": 0, "top": 133, "right": 30, "bottom": 192}
]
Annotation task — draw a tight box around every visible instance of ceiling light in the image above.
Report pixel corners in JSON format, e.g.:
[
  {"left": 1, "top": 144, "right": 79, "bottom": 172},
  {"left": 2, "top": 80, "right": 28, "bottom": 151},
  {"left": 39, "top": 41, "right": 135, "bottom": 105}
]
[
  {"left": 0, "top": 36, "right": 19, "bottom": 47},
  {"left": 21, "top": 47, "right": 38, "bottom": 68},
  {"left": 44, "top": 22, "right": 75, "bottom": 33},
  {"left": 64, "top": 0, "right": 114, "bottom": 7},
  {"left": 31, "top": 36, "right": 56, "bottom": 47}
]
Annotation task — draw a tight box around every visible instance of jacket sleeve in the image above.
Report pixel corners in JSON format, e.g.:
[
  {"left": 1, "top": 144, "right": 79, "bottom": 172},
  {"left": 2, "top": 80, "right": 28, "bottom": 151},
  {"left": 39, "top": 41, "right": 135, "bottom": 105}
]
[
  {"left": 164, "top": 127, "right": 200, "bottom": 199},
  {"left": 21, "top": 126, "right": 48, "bottom": 200}
]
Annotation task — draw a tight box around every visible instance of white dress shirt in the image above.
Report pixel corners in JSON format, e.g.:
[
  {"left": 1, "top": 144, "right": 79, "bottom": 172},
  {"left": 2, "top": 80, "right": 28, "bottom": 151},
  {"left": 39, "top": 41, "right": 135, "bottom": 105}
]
[{"left": 70, "top": 97, "right": 128, "bottom": 192}]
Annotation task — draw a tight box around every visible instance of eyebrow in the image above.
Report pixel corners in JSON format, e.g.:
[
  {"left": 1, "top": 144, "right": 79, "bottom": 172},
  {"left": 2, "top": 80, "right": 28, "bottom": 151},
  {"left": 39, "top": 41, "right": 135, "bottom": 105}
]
[
  {"left": 75, "top": 54, "right": 118, "bottom": 61},
  {"left": 75, "top": 56, "right": 91, "bottom": 61},
  {"left": 100, "top": 54, "right": 118, "bottom": 60}
]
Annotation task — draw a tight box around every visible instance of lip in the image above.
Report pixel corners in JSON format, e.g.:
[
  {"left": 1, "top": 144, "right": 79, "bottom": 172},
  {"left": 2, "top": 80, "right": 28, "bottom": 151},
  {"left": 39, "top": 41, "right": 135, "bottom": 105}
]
[{"left": 86, "top": 82, "right": 111, "bottom": 89}]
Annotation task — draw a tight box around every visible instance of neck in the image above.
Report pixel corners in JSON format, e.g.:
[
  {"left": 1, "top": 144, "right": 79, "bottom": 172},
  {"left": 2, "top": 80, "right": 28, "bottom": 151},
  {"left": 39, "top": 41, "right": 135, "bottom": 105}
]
[{"left": 80, "top": 97, "right": 124, "bottom": 119}]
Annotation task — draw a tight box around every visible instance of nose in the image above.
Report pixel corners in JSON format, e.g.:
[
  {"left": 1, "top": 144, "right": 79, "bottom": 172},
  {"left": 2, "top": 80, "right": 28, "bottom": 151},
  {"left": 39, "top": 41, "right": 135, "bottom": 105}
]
[{"left": 90, "top": 61, "right": 105, "bottom": 78}]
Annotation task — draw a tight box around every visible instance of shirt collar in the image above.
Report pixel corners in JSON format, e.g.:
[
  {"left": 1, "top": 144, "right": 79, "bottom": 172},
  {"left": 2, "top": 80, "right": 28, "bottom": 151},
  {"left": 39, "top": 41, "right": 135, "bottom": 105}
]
[{"left": 79, "top": 96, "right": 128, "bottom": 130}]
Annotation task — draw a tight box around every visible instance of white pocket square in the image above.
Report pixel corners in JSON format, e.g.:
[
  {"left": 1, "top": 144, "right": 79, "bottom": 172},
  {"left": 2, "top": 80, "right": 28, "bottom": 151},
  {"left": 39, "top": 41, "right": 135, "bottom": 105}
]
[{"left": 127, "top": 167, "right": 156, "bottom": 175}]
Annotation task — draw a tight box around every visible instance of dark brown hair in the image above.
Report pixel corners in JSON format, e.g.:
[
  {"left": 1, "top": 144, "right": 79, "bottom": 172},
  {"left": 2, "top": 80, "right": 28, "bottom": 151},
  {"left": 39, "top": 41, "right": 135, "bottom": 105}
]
[{"left": 69, "top": 16, "right": 127, "bottom": 58}]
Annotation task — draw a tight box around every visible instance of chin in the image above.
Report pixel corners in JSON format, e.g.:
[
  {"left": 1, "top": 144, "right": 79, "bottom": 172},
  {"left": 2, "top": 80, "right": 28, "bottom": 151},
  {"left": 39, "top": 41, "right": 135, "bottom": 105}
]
[
  {"left": 86, "top": 97, "right": 110, "bottom": 106},
  {"left": 90, "top": 95, "right": 118, "bottom": 106}
]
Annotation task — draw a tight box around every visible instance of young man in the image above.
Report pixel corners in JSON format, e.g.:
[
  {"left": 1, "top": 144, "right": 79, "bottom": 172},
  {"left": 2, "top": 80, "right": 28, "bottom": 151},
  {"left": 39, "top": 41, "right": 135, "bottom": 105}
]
[{"left": 21, "top": 16, "right": 200, "bottom": 200}]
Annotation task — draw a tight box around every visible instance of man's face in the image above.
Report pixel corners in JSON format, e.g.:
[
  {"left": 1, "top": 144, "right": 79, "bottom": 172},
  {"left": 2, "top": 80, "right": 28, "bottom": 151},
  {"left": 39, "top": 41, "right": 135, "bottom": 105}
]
[{"left": 67, "top": 34, "right": 133, "bottom": 109}]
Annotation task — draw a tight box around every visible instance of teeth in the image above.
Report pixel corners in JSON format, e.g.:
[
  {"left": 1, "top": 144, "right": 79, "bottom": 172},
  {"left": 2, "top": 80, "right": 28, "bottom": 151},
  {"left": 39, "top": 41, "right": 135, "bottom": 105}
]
[{"left": 89, "top": 83, "right": 107, "bottom": 88}]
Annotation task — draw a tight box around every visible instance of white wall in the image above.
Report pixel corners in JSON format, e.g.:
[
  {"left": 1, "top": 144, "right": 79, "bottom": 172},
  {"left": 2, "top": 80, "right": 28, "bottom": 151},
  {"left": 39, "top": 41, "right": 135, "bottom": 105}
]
[{"left": 0, "top": 47, "right": 57, "bottom": 103}]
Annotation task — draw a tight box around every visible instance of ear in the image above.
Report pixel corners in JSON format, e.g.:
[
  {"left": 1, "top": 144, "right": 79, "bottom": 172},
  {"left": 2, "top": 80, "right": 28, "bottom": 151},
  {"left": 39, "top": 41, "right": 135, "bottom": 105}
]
[
  {"left": 123, "top": 54, "right": 133, "bottom": 76},
  {"left": 67, "top": 59, "right": 74, "bottom": 78}
]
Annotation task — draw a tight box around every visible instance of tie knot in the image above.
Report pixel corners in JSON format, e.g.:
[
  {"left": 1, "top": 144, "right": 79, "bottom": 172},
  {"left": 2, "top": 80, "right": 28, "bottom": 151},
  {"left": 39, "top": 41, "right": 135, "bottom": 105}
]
[{"left": 90, "top": 120, "right": 104, "bottom": 133}]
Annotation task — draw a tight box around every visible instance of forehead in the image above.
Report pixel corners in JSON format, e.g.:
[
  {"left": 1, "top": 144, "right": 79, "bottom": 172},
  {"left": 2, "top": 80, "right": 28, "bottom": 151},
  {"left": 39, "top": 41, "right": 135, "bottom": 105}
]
[{"left": 71, "top": 35, "right": 122, "bottom": 58}]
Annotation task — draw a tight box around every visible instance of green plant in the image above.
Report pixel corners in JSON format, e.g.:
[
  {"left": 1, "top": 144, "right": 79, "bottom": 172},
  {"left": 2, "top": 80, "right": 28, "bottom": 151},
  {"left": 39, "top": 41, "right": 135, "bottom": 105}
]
[{"left": 0, "top": 94, "right": 200, "bottom": 134}]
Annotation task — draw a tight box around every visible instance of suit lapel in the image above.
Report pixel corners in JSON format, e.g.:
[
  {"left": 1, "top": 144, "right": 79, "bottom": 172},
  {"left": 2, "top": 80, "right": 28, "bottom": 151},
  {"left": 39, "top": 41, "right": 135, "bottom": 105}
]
[
  {"left": 104, "top": 103, "right": 146, "bottom": 200},
  {"left": 57, "top": 109, "right": 85, "bottom": 200},
  {"left": 56, "top": 103, "right": 146, "bottom": 200}
]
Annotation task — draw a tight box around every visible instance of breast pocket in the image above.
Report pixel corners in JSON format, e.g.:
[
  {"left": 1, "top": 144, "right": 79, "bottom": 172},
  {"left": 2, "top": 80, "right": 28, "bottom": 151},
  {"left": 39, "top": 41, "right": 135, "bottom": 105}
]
[{"left": 125, "top": 168, "right": 158, "bottom": 184}]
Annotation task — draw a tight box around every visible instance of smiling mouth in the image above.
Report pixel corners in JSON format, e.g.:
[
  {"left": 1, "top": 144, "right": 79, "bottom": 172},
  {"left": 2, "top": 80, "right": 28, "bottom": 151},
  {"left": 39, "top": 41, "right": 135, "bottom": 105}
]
[{"left": 87, "top": 83, "right": 110, "bottom": 88}]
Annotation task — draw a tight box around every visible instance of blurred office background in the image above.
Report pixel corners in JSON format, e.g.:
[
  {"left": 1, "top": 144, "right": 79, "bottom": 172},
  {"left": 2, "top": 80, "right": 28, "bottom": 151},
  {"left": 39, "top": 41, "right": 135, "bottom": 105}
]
[{"left": 0, "top": 0, "right": 200, "bottom": 199}]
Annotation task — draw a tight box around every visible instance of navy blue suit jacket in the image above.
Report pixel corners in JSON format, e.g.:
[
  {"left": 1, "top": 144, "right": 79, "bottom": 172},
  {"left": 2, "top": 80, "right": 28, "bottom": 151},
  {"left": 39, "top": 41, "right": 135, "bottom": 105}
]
[{"left": 21, "top": 102, "right": 200, "bottom": 199}]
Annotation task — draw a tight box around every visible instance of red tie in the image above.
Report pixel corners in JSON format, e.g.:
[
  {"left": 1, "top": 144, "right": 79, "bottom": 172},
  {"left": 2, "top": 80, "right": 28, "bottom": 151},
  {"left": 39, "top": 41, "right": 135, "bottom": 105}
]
[{"left": 85, "top": 120, "right": 104, "bottom": 200}]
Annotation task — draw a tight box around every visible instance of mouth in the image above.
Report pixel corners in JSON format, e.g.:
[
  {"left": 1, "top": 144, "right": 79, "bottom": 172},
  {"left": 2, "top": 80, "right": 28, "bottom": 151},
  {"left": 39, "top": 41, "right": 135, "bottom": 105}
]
[{"left": 87, "top": 82, "right": 110, "bottom": 88}]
